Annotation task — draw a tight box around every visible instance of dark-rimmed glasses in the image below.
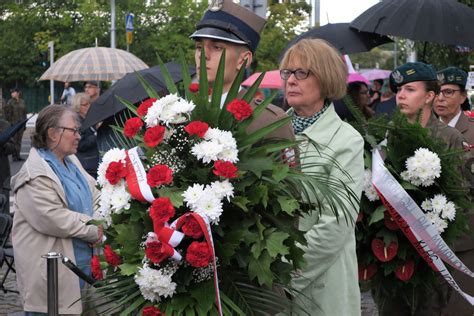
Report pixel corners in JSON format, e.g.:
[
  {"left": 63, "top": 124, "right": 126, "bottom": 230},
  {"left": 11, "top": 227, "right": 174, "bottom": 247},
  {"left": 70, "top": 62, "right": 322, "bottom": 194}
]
[
  {"left": 280, "top": 69, "right": 311, "bottom": 80},
  {"left": 57, "top": 126, "right": 81, "bottom": 135},
  {"left": 439, "top": 89, "right": 461, "bottom": 98}
]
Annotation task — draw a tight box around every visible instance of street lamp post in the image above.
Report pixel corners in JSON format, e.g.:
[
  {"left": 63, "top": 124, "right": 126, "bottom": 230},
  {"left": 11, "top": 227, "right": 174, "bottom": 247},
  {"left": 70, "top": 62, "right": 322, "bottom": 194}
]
[{"left": 111, "top": 0, "right": 116, "bottom": 49}]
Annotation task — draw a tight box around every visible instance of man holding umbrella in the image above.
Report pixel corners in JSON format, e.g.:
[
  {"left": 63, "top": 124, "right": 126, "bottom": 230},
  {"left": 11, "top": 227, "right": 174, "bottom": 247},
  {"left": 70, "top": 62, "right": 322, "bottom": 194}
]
[{"left": 189, "top": 0, "right": 293, "bottom": 140}]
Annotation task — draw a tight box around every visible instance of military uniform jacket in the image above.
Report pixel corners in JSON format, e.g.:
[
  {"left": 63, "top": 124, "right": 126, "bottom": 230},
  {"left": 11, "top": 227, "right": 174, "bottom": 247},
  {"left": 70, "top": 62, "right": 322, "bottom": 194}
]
[
  {"left": 236, "top": 90, "right": 295, "bottom": 141},
  {"left": 4, "top": 98, "right": 27, "bottom": 124}
]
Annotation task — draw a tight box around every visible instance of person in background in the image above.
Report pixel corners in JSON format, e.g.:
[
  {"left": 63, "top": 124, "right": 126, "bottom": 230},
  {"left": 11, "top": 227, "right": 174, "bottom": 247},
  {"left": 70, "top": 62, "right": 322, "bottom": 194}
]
[
  {"left": 374, "top": 85, "right": 397, "bottom": 119},
  {"left": 4, "top": 88, "right": 27, "bottom": 161},
  {"left": 369, "top": 78, "right": 383, "bottom": 108},
  {"left": 60, "top": 81, "right": 76, "bottom": 106},
  {"left": 347, "top": 81, "right": 374, "bottom": 119},
  {"left": 381, "top": 62, "right": 467, "bottom": 315},
  {"left": 189, "top": 0, "right": 294, "bottom": 141},
  {"left": 11, "top": 104, "right": 102, "bottom": 315},
  {"left": 280, "top": 38, "right": 364, "bottom": 315},
  {"left": 84, "top": 81, "right": 100, "bottom": 103},
  {"left": 72, "top": 93, "right": 99, "bottom": 178},
  {"left": 0, "top": 118, "right": 15, "bottom": 204},
  {"left": 434, "top": 66, "right": 474, "bottom": 315}
]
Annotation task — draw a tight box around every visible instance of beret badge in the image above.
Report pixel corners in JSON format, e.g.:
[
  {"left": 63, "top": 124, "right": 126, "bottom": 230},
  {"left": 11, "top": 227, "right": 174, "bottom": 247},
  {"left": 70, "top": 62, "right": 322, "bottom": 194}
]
[
  {"left": 392, "top": 70, "right": 404, "bottom": 84},
  {"left": 208, "top": 0, "right": 223, "bottom": 11}
]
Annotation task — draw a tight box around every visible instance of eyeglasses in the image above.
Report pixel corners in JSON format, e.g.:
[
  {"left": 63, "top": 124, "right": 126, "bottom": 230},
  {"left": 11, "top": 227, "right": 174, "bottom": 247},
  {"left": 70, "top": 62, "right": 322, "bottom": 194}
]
[
  {"left": 439, "top": 89, "right": 461, "bottom": 98},
  {"left": 359, "top": 90, "right": 370, "bottom": 95},
  {"left": 57, "top": 126, "right": 81, "bottom": 135},
  {"left": 280, "top": 69, "right": 311, "bottom": 80}
]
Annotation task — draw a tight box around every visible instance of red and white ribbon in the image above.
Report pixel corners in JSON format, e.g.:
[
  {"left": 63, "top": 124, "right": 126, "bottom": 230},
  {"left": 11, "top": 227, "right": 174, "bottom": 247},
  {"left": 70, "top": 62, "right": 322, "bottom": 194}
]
[
  {"left": 173, "top": 213, "right": 223, "bottom": 316},
  {"left": 125, "top": 147, "right": 154, "bottom": 203},
  {"left": 372, "top": 149, "right": 474, "bottom": 305}
]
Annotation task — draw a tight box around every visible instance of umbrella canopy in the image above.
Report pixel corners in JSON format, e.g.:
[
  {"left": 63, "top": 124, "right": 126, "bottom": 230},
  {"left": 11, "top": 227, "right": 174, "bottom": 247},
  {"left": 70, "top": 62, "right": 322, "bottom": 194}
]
[
  {"left": 282, "top": 23, "right": 393, "bottom": 57},
  {"left": 361, "top": 69, "right": 392, "bottom": 81},
  {"left": 39, "top": 47, "right": 149, "bottom": 82},
  {"left": 82, "top": 62, "right": 195, "bottom": 129},
  {"left": 347, "top": 73, "right": 370, "bottom": 86},
  {"left": 241, "top": 70, "right": 283, "bottom": 89},
  {"left": 350, "top": 0, "right": 474, "bottom": 47}
]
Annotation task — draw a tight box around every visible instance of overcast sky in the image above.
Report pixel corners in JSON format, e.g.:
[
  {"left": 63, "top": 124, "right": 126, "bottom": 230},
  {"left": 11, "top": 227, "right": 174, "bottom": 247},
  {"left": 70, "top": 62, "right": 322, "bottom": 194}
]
[{"left": 319, "top": 0, "right": 379, "bottom": 25}]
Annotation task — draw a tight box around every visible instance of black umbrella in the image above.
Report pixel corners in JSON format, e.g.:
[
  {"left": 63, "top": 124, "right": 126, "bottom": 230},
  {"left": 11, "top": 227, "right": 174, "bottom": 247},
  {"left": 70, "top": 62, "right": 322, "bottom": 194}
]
[
  {"left": 281, "top": 23, "right": 393, "bottom": 58},
  {"left": 82, "top": 62, "right": 195, "bottom": 129},
  {"left": 0, "top": 118, "right": 28, "bottom": 147},
  {"left": 350, "top": 0, "right": 474, "bottom": 48}
]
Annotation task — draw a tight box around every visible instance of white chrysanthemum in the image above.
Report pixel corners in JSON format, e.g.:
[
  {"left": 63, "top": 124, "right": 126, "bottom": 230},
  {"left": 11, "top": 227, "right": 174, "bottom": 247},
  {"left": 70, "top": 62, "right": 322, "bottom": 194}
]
[
  {"left": 441, "top": 201, "right": 456, "bottom": 221},
  {"left": 172, "top": 98, "right": 196, "bottom": 114},
  {"left": 425, "top": 211, "right": 448, "bottom": 234},
  {"left": 421, "top": 199, "right": 432, "bottom": 212},
  {"left": 145, "top": 94, "right": 195, "bottom": 126},
  {"left": 110, "top": 183, "right": 131, "bottom": 213},
  {"left": 193, "top": 195, "right": 223, "bottom": 224},
  {"left": 210, "top": 180, "right": 234, "bottom": 201},
  {"left": 362, "top": 169, "right": 380, "bottom": 201},
  {"left": 183, "top": 184, "right": 205, "bottom": 207},
  {"left": 191, "top": 140, "right": 224, "bottom": 163},
  {"left": 403, "top": 148, "right": 441, "bottom": 187},
  {"left": 217, "top": 147, "right": 239, "bottom": 163},
  {"left": 203, "top": 128, "right": 221, "bottom": 141},
  {"left": 193, "top": 128, "right": 238, "bottom": 163},
  {"left": 96, "top": 148, "right": 127, "bottom": 186},
  {"left": 431, "top": 194, "right": 447, "bottom": 213},
  {"left": 135, "top": 264, "right": 176, "bottom": 303}
]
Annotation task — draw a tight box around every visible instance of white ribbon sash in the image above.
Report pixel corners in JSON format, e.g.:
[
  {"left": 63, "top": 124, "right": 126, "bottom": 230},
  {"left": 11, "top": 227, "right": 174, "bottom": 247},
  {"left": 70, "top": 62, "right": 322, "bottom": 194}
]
[{"left": 372, "top": 149, "right": 474, "bottom": 305}]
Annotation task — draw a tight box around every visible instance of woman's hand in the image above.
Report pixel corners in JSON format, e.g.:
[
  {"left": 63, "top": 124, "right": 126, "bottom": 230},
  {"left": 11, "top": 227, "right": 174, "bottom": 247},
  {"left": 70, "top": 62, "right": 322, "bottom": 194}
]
[{"left": 91, "top": 225, "right": 103, "bottom": 246}]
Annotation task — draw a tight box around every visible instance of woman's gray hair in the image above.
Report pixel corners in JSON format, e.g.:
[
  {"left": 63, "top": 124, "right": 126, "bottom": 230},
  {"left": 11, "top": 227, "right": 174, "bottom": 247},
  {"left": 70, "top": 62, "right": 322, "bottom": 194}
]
[
  {"left": 71, "top": 92, "right": 91, "bottom": 113},
  {"left": 31, "top": 104, "right": 79, "bottom": 149}
]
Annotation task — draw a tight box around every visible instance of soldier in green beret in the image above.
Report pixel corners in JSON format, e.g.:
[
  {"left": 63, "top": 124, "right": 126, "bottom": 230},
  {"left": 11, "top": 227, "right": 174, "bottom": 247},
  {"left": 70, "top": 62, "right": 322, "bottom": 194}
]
[
  {"left": 4, "top": 88, "right": 27, "bottom": 161},
  {"left": 384, "top": 62, "right": 468, "bottom": 315},
  {"left": 435, "top": 66, "right": 474, "bottom": 315},
  {"left": 389, "top": 62, "right": 465, "bottom": 150}
]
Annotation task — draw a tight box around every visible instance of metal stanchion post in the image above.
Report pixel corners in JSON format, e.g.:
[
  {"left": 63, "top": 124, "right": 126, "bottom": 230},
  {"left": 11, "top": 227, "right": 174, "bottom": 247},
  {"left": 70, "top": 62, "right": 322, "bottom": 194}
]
[{"left": 42, "top": 252, "right": 62, "bottom": 316}]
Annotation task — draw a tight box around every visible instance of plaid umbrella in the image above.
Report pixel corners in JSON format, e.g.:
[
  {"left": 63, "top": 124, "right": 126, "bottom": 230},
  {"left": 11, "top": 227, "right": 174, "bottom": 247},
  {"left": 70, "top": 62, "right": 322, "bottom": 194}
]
[{"left": 39, "top": 47, "right": 149, "bottom": 82}]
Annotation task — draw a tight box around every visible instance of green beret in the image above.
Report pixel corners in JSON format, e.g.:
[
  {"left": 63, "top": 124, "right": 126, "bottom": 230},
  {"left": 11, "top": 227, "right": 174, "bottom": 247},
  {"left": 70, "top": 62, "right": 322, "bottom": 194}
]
[
  {"left": 437, "top": 66, "right": 467, "bottom": 87},
  {"left": 389, "top": 62, "right": 437, "bottom": 93}
]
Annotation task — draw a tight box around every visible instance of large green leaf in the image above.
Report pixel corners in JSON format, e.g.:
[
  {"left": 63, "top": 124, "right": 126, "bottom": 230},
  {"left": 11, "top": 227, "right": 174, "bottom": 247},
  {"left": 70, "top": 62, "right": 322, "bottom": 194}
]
[{"left": 248, "top": 250, "right": 274, "bottom": 287}]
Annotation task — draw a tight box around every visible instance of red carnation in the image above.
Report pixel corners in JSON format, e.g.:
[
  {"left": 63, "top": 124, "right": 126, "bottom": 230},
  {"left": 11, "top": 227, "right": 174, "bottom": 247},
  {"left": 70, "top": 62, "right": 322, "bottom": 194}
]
[
  {"left": 226, "top": 99, "right": 253, "bottom": 121},
  {"left": 137, "top": 98, "right": 157, "bottom": 117},
  {"left": 91, "top": 255, "right": 103, "bottom": 280},
  {"left": 144, "top": 125, "right": 166, "bottom": 147},
  {"left": 186, "top": 241, "right": 212, "bottom": 267},
  {"left": 394, "top": 259, "right": 415, "bottom": 281},
  {"left": 371, "top": 239, "right": 398, "bottom": 262},
  {"left": 213, "top": 160, "right": 238, "bottom": 179},
  {"left": 124, "top": 117, "right": 143, "bottom": 138},
  {"left": 147, "top": 164, "right": 173, "bottom": 187},
  {"left": 188, "top": 83, "right": 199, "bottom": 93},
  {"left": 145, "top": 241, "right": 171, "bottom": 264},
  {"left": 384, "top": 211, "right": 399, "bottom": 231},
  {"left": 181, "top": 216, "right": 203, "bottom": 239},
  {"left": 105, "top": 161, "right": 127, "bottom": 185},
  {"left": 184, "top": 121, "right": 209, "bottom": 138},
  {"left": 358, "top": 264, "right": 378, "bottom": 281},
  {"left": 104, "top": 244, "right": 121, "bottom": 267},
  {"left": 142, "top": 306, "right": 164, "bottom": 316},
  {"left": 150, "top": 197, "right": 175, "bottom": 223}
]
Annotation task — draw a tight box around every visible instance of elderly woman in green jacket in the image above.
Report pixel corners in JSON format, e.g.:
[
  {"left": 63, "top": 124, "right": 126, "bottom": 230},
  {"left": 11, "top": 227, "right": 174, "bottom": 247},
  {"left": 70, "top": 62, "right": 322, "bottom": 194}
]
[{"left": 280, "top": 38, "right": 364, "bottom": 315}]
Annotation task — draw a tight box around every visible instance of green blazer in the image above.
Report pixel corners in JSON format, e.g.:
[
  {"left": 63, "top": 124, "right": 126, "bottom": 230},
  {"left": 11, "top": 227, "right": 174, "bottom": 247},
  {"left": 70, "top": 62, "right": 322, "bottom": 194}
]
[{"left": 291, "top": 105, "right": 364, "bottom": 316}]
